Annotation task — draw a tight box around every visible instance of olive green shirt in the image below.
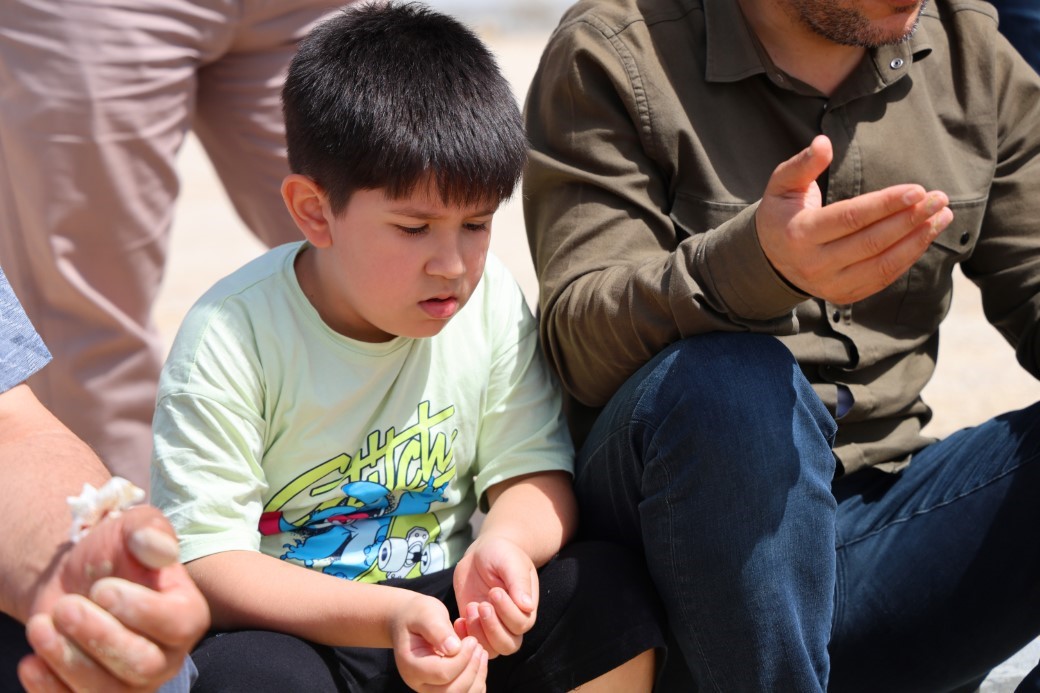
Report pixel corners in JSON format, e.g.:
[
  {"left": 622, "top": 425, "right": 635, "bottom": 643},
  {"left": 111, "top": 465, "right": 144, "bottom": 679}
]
[{"left": 524, "top": 0, "right": 1040, "bottom": 474}]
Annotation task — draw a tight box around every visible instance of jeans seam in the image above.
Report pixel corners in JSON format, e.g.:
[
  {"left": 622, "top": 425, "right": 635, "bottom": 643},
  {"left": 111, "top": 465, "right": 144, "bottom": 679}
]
[
  {"left": 836, "top": 449, "right": 1040, "bottom": 550},
  {"left": 642, "top": 417, "right": 724, "bottom": 692}
]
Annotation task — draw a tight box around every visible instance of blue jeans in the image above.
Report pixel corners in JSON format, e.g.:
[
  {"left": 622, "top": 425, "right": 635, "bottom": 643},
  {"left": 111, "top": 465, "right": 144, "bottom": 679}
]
[
  {"left": 992, "top": 0, "right": 1040, "bottom": 73},
  {"left": 574, "top": 333, "right": 1040, "bottom": 692}
]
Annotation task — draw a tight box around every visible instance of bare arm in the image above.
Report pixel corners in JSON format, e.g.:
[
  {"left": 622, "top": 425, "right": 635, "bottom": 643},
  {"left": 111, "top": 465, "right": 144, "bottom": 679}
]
[
  {"left": 478, "top": 470, "right": 577, "bottom": 568},
  {"left": 0, "top": 383, "right": 209, "bottom": 691},
  {"left": 0, "top": 383, "right": 115, "bottom": 620},
  {"left": 451, "top": 471, "right": 577, "bottom": 658},
  {"left": 187, "top": 549, "right": 418, "bottom": 647}
]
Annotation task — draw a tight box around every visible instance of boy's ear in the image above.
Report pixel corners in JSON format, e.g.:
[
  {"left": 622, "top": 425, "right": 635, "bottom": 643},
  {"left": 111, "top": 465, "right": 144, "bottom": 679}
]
[{"left": 281, "top": 174, "right": 333, "bottom": 248}]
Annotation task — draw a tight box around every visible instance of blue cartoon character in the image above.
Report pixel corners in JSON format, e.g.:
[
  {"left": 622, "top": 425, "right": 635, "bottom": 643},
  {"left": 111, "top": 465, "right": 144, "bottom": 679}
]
[
  {"left": 260, "top": 480, "right": 393, "bottom": 579},
  {"left": 259, "top": 474, "right": 451, "bottom": 580}
]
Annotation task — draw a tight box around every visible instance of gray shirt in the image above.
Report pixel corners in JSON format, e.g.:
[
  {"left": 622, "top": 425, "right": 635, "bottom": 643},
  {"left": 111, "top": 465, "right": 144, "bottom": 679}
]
[{"left": 0, "top": 266, "right": 51, "bottom": 393}]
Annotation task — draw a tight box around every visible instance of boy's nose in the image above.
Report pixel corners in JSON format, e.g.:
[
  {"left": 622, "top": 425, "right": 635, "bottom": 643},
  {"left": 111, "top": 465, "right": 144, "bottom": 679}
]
[{"left": 427, "top": 238, "right": 466, "bottom": 278}]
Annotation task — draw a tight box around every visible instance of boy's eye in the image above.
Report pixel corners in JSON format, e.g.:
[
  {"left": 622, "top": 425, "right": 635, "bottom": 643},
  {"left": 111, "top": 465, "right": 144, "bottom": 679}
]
[
  {"left": 396, "top": 224, "right": 428, "bottom": 235},
  {"left": 464, "top": 222, "right": 490, "bottom": 232}
]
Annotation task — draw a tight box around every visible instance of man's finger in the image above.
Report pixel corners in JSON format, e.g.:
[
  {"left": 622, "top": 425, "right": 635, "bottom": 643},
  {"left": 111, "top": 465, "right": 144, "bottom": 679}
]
[
  {"left": 764, "top": 135, "right": 834, "bottom": 198},
  {"left": 89, "top": 574, "right": 208, "bottom": 646},
  {"left": 807, "top": 185, "right": 938, "bottom": 244},
  {"left": 827, "top": 208, "right": 954, "bottom": 303},
  {"left": 824, "top": 191, "right": 950, "bottom": 265}
]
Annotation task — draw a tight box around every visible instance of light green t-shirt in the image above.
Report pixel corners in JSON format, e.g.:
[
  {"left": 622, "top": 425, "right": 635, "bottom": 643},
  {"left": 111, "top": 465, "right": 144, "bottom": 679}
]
[{"left": 151, "top": 242, "right": 573, "bottom": 583}]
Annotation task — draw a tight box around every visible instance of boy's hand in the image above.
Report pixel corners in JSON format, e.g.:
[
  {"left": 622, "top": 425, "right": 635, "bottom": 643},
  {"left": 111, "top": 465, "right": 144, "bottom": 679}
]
[
  {"left": 19, "top": 505, "right": 209, "bottom": 692},
  {"left": 390, "top": 592, "right": 488, "bottom": 693},
  {"left": 452, "top": 535, "right": 538, "bottom": 659}
]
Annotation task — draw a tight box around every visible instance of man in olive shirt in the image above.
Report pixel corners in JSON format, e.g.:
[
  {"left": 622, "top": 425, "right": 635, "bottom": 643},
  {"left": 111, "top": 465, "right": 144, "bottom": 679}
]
[{"left": 524, "top": 0, "right": 1040, "bottom": 689}]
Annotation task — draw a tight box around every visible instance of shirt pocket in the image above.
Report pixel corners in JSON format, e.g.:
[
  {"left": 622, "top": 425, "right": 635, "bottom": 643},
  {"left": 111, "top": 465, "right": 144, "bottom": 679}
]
[
  {"left": 894, "top": 197, "right": 986, "bottom": 329},
  {"left": 669, "top": 191, "right": 751, "bottom": 240}
]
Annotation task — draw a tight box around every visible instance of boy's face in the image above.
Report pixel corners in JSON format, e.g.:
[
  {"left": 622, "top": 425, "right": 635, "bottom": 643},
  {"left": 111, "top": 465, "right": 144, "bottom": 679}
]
[{"left": 302, "top": 183, "right": 497, "bottom": 342}]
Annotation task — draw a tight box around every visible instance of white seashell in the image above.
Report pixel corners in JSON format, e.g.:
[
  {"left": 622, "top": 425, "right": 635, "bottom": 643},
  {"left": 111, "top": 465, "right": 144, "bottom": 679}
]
[{"left": 67, "top": 477, "right": 146, "bottom": 543}]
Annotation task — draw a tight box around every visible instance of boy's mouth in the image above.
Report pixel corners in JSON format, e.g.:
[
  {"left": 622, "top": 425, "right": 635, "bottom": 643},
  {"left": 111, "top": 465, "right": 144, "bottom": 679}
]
[{"left": 419, "top": 295, "right": 459, "bottom": 319}]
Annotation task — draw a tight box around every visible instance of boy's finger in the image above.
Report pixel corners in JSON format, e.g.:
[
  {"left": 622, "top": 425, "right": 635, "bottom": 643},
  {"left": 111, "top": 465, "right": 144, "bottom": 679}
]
[
  {"left": 488, "top": 587, "right": 535, "bottom": 635},
  {"left": 476, "top": 602, "right": 522, "bottom": 657},
  {"left": 461, "top": 602, "right": 493, "bottom": 655},
  {"left": 436, "top": 641, "right": 486, "bottom": 693},
  {"left": 503, "top": 565, "right": 538, "bottom": 615},
  {"left": 414, "top": 636, "right": 480, "bottom": 688}
]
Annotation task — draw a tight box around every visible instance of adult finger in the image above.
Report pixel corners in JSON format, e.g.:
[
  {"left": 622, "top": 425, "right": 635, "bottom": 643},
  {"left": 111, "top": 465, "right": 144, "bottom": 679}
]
[
  {"left": 806, "top": 184, "right": 937, "bottom": 246},
  {"left": 763, "top": 135, "right": 834, "bottom": 200},
  {"left": 823, "top": 190, "right": 949, "bottom": 264},
  {"left": 17, "top": 654, "right": 74, "bottom": 693},
  {"left": 827, "top": 207, "right": 954, "bottom": 304},
  {"left": 39, "top": 595, "right": 168, "bottom": 687},
  {"left": 89, "top": 573, "right": 209, "bottom": 647}
]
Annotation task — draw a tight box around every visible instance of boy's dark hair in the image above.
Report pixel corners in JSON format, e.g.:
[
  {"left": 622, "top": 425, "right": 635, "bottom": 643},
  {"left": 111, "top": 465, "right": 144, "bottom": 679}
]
[{"left": 283, "top": 1, "right": 527, "bottom": 214}]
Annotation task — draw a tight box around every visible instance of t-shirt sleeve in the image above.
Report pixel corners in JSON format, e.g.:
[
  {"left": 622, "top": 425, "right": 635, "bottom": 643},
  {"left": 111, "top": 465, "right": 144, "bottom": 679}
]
[
  {"left": 150, "top": 300, "right": 269, "bottom": 564},
  {"left": 472, "top": 259, "right": 575, "bottom": 508},
  {"left": 0, "top": 266, "right": 51, "bottom": 393}
]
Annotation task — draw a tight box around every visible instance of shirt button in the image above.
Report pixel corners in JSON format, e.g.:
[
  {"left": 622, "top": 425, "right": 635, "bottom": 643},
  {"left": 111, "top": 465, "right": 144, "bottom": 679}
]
[
  {"left": 890, "top": 58, "right": 905, "bottom": 69},
  {"left": 960, "top": 231, "right": 971, "bottom": 245},
  {"left": 832, "top": 310, "right": 841, "bottom": 323}
]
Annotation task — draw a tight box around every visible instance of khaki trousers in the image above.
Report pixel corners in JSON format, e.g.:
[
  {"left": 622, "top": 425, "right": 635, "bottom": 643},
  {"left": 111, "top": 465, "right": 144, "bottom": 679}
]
[{"left": 0, "top": 0, "right": 344, "bottom": 490}]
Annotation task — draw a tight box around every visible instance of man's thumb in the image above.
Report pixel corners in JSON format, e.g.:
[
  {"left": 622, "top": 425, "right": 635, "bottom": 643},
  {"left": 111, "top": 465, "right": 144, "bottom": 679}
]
[{"left": 766, "top": 135, "right": 833, "bottom": 196}]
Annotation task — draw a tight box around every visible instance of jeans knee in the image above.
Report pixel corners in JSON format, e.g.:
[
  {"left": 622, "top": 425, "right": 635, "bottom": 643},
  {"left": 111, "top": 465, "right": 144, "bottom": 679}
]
[
  {"left": 625, "top": 334, "right": 836, "bottom": 487},
  {"left": 633, "top": 334, "right": 819, "bottom": 431}
]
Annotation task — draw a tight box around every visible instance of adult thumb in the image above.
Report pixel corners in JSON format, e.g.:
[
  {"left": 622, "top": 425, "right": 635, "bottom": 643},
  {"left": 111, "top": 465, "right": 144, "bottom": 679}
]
[{"left": 765, "top": 134, "right": 833, "bottom": 197}]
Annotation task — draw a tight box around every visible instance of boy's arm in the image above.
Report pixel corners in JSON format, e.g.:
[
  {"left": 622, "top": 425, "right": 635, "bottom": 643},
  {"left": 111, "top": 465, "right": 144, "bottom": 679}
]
[
  {"left": 478, "top": 470, "right": 577, "bottom": 567},
  {"left": 452, "top": 470, "right": 577, "bottom": 657},
  {"left": 189, "top": 549, "right": 489, "bottom": 689},
  {"left": 188, "top": 549, "right": 430, "bottom": 647}
]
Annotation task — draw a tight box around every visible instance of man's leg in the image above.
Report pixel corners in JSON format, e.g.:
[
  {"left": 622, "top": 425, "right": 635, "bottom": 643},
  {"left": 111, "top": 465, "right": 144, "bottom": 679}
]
[
  {"left": 574, "top": 333, "right": 838, "bottom": 692},
  {"left": 0, "top": 0, "right": 233, "bottom": 489},
  {"left": 830, "top": 401, "right": 1040, "bottom": 692},
  {"left": 193, "top": 0, "right": 343, "bottom": 248}
]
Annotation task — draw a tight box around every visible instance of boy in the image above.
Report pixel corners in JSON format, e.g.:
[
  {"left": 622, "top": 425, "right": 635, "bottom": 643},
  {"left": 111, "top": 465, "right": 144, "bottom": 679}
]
[{"left": 150, "top": 3, "right": 663, "bottom": 691}]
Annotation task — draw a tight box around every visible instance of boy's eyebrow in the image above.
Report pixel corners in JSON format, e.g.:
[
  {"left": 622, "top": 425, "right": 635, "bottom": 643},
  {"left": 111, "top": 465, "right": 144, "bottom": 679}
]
[{"left": 389, "top": 204, "right": 499, "bottom": 219}]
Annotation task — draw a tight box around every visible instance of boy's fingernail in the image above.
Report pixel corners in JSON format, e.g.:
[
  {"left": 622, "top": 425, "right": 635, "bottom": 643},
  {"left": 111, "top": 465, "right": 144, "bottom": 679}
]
[{"left": 441, "top": 634, "right": 461, "bottom": 655}]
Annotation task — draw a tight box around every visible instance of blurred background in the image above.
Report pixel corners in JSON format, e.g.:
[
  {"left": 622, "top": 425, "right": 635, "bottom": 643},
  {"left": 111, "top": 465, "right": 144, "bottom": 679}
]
[{"left": 155, "top": 2, "right": 1040, "bottom": 688}]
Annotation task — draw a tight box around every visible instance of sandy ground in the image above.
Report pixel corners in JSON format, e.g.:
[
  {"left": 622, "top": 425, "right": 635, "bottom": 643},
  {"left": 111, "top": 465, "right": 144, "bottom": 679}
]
[{"left": 157, "top": 28, "right": 1040, "bottom": 691}]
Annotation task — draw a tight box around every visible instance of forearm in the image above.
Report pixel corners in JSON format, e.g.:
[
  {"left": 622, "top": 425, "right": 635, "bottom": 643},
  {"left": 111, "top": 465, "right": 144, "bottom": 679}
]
[
  {"left": 187, "top": 549, "right": 417, "bottom": 647},
  {"left": 478, "top": 472, "right": 577, "bottom": 567},
  {"left": 0, "top": 385, "right": 110, "bottom": 622}
]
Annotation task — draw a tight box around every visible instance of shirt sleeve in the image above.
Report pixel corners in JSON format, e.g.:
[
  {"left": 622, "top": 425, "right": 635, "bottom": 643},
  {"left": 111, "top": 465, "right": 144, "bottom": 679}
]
[
  {"left": 471, "top": 259, "right": 575, "bottom": 509},
  {"left": 0, "top": 266, "right": 51, "bottom": 393},
  {"left": 523, "top": 17, "right": 804, "bottom": 408},
  {"left": 150, "top": 302, "right": 269, "bottom": 564}
]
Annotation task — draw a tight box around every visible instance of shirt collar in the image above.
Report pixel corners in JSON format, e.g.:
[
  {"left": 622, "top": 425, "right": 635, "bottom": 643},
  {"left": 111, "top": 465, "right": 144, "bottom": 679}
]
[{"left": 704, "top": 0, "right": 935, "bottom": 91}]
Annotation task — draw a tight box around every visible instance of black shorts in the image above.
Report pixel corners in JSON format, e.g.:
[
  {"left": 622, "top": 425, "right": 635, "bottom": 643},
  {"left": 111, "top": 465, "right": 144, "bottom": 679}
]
[{"left": 190, "top": 540, "right": 665, "bottom": 692}]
